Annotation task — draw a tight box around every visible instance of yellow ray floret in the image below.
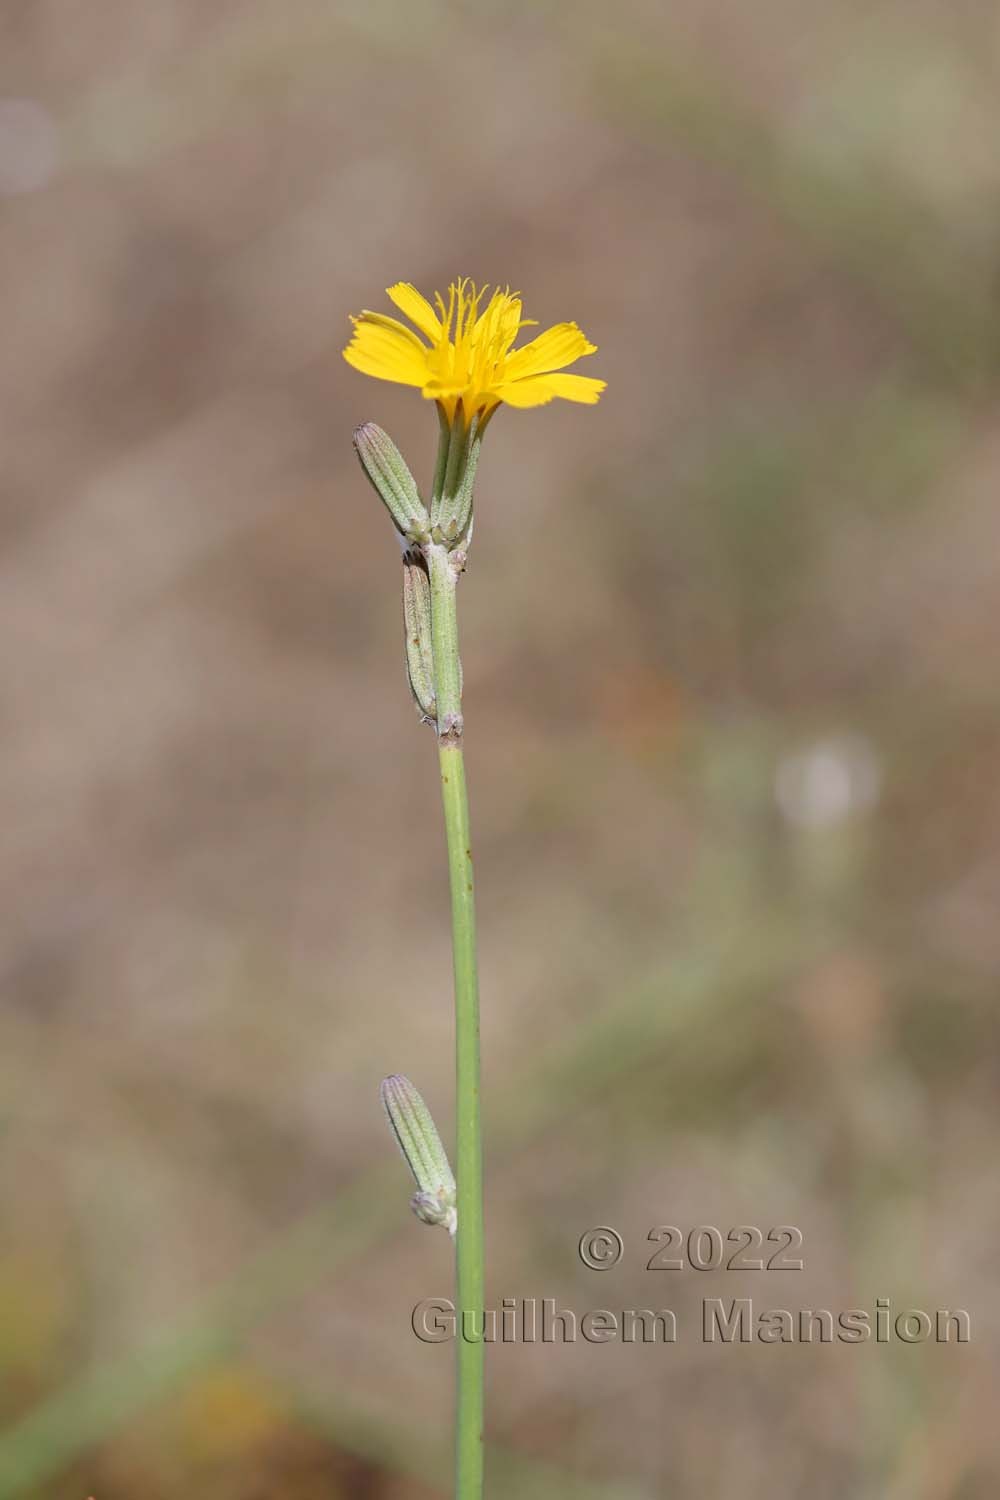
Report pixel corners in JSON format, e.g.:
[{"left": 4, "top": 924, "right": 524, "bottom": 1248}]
[{"left": 343, "top": 278, "right": 606, "bottom": 420}]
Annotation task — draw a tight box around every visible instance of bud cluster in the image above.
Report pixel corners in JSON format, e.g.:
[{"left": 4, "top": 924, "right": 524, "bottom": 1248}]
[{"left": 353, "top": 417, "right": 475, "bottom": 730}]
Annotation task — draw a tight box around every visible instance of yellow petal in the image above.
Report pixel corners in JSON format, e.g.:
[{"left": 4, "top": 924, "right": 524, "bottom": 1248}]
[
  {"left": 387, "top": 283, "right": 442, "bottom": 343},
  {"left": 421, "top": 377, "right": 474, "bottom": 405},
  {"left": 498, "top": 372, "right": 607, "bottom": 408},
  {"left": 355, "top": 310, "right": 428, "bottom": 350},
  {"left": 342, "top": 316, "right": 429, "bottom": 387},
  {"left": 474, "top": 288, "right": 520, "bottom": 339},
  {"left": 502, "top": 322, "right": 597, "bottom": 380}
]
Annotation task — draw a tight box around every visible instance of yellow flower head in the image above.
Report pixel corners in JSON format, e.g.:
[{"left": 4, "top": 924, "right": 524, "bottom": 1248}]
[{"left": 343, "top": 278, "right": 605, "bottom": 423}]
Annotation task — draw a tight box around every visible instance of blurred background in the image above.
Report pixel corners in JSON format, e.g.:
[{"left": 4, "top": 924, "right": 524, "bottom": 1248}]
[{"left": 2, "top": 1, "right": 999, "bottom": 1496}]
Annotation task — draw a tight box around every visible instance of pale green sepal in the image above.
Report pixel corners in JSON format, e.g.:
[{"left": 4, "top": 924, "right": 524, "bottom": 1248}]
[
  {"left": 429, "top": 411, "right": 482, "bottom": 547},
  {"left": 380, "top": 1074, "right": 457, "bottom": 1234},
  {"left": 354, "top": 422, "right": 430, "bottom": 541}
]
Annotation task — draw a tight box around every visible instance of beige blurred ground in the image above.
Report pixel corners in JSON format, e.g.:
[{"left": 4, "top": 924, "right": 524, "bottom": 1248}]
[{"left": 2, "top": 1, "right": 1000, "bottom": 1496}]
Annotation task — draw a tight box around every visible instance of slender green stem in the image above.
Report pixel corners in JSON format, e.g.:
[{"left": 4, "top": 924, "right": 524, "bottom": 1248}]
[{"left": 427, "top": 541, "right": 484, "bottom": 1500}]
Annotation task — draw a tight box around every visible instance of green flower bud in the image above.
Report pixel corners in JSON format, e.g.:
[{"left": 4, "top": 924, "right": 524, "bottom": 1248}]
[
  {"left": 402, "top": 549, "right": 436, "bottom": 726},
  {"left": 380, "top": 1074, "right": 456, "bottom": 1235},
  {"left": 354, "top": 422, "right": 430, "bottom": 541}
]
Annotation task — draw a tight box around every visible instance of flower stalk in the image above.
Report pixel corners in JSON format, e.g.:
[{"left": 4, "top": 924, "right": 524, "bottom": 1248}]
[
  {"left": 373, "top": 412, "right": 484, "bottom": 1498},
  {"left": 427, "top": 513, "right": 484, "bottom": 1498},
  {"left": 349, "top": 275, "right": 604, "bottom": 1500},
  {"left": 440, "top": 724, "right": 483, "bottom": 1498}
]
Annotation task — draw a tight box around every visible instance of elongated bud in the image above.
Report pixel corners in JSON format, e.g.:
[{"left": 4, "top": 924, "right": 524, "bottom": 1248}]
[
  {"left": 380, "top": 1074, "right": 457, "bottom": 1235},
  {"left": 402, "top": 549, "right": 436, "bottom": 725},
  {"left": 354, "top": 422, "right": 430, "bottom": 541},
  {"left": 429, "top": 410, "right": 482, "bottom": 547},
  {"left": 401, "top": 548, "right": 460, "bottom": 726}
]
